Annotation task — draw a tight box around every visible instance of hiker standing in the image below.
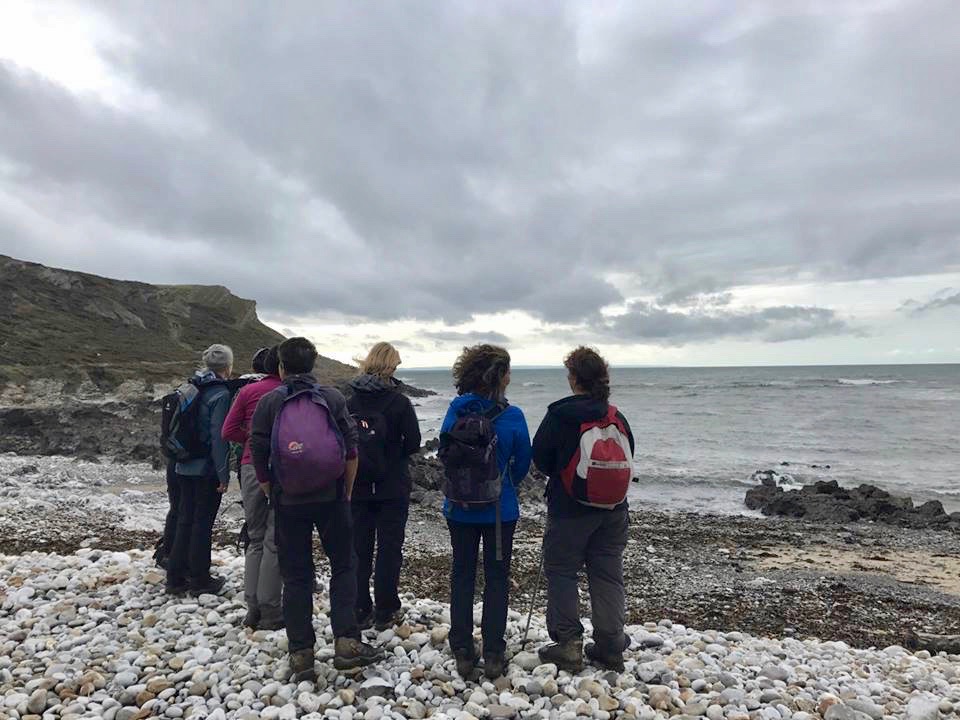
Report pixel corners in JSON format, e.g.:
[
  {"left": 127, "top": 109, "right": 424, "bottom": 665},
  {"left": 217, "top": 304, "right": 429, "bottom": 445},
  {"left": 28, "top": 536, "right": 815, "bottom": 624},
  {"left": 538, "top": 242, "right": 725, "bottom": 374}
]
[
  {"left": 250, "top": 337, "right": 382, "bottom": 682},
  {"left": 533, "top": 347, "right": 635, "bottom": 673},
  {"left": 222, "top": 345, "right": 284, "bottom": 631},
  {"left": 165, "top": 344, "right": 234, "bottom": 596},
  {"left": 347, "top": 342, "right": 421, "bottom": 631},
  {"left": 439, "top": 344, "right": 531, "bottom": 679}
]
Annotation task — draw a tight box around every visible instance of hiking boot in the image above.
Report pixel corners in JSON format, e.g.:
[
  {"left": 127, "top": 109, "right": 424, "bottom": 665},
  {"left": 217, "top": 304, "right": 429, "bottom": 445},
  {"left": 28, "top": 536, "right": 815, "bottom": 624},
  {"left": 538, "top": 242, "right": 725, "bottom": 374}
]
[
  {"left": 258, "top": 615, "right": 285, "bottom": 632},
  {"left": 454, "top": 647, "right": 477, "bottom": 679},
  {"left": 165, "top": 580, "right": 188, "bottom": 596},
  {"left": 333, "top": 637, "right": 383, "bottom": 670},
  {"left": 538, "top": 639, "right": 584, "bottom": 673},
  {"left": 289, "top": 648, "right": 316, "bottom": 683},
  {"left": 374, "top": 610, "right": 402, "bottom": 632},
  {"left": 585, "top": 642, "right": 625, "bottom": 673},
  {"left": 483, "top": 651, "right": 505, "bottom": 679},
  {"left": 356, "top": 607, "right": 374, "bottom": 631},
  {"left": 189, "top": 575, "right": 227, "bottom": 596},
  {"left": 242, "top": 608, "right": 260, "bottom": 630}
]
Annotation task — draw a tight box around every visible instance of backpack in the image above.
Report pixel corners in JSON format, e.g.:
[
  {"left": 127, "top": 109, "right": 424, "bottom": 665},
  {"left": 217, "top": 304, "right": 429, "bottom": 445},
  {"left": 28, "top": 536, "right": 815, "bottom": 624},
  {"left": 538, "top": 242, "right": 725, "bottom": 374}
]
[
  {"left": 560, "top": 405, "right": 633, "bottom": 509},
  {"left": 350, "top": 393, "right": 401, "bottom": 495},
  {"left": 270, "top": 384, "right": 346, "bottom": 496},
  {"left": 159, "top": 379, "right": 207, "bottom": 462},
  {"left": 438, "top": 402, "right": 507, "bottom": 508}
]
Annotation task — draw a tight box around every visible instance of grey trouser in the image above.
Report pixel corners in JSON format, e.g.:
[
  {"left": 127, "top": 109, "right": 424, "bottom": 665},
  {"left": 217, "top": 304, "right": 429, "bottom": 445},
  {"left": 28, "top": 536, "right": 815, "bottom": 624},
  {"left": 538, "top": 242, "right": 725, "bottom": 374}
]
[
  {"left": 240, "top": 464, "right": 282, "bottom": 621},
  {"left": 543, "top": 507, "right": 630, "bottom": 656}
]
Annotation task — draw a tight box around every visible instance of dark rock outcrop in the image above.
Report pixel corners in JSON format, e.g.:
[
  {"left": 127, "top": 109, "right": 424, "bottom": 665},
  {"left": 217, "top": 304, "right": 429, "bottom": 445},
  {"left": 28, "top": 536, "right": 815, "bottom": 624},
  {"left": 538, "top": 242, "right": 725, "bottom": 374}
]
[{"left": 746, "top": 473, "right": 960, "bottom": 532}]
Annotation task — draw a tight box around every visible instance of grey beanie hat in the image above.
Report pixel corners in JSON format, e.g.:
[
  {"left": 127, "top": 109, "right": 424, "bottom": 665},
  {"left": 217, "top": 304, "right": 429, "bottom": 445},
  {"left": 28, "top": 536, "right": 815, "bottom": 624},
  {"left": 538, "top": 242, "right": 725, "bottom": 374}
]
[{"left": 202, "top": 344, "right": 234, "bottom": 372}]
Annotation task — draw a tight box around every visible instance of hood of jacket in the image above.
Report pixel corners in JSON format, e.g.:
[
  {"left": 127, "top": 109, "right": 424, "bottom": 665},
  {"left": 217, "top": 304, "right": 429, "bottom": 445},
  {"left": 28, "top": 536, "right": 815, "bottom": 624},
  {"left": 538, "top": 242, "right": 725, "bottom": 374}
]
[
  {"left": 349, "top": 373, "right": 400, "bottom": 395},
  {"left": 547, "top": 394, "right": 609, "bottom": 425},
  {"left": 448, "top": 392, "right": 505, "bottom": 417},
  {"left": 192, "top": 369, "right": 227, "bottom": 387},
  {"left": 282, "top": 373, "right": 319, "bottom": 393}
]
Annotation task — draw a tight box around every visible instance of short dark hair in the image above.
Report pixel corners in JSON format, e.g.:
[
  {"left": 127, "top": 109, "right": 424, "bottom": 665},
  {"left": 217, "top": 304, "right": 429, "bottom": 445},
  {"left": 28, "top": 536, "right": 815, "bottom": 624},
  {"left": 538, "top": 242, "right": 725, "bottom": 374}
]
[
  {"left": 564, "top": 346, "right": 610, "bottom": 403},
  {"left": 452, "top": 344, "right": 511, "bottom": 398},
  {"left": 278, "top": 337, "right": 318, "bottom": 375},
  {"left": 263, "top": 345, "right": 281, "bottom": 375},
  {"left": 251, "top": 347, "right": 269, "bottom": 374}
]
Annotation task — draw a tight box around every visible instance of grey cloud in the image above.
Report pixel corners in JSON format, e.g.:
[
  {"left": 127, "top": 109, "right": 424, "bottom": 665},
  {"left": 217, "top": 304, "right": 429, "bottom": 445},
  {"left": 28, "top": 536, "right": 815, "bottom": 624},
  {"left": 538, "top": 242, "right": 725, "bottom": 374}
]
[
  {"left": 1, "top": 0, "right": 959, "bottom": 334},
  {"left": 604, "top": 303, "right": 856, "bottom": 346},
  {"left": 420, "top": 330, "right": 511, "bottom": 346},
  {"left": 903, "top": 288, "right": 960, "bottom": 314}
]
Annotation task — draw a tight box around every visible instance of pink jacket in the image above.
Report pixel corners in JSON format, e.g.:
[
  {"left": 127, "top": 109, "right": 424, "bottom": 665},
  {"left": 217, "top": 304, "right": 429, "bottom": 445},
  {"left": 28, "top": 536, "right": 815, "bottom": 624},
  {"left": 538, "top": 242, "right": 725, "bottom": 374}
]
[{"left": 222, "top": 375, "right": 283, "bottom": 465}]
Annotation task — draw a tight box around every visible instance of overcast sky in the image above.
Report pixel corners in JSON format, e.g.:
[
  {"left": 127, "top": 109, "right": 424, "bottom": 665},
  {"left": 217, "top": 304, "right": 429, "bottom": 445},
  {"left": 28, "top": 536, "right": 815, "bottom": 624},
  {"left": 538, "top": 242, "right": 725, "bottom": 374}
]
[{"left": 1, "top": 0, "right": 958, "bottom": 368}]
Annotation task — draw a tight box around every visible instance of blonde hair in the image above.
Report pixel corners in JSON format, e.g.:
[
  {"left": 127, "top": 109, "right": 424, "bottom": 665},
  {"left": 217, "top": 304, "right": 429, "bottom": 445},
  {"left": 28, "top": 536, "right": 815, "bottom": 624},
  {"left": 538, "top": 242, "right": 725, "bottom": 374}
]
[{"left": 357, "top": 342, "right": 402, "bottom": 379}]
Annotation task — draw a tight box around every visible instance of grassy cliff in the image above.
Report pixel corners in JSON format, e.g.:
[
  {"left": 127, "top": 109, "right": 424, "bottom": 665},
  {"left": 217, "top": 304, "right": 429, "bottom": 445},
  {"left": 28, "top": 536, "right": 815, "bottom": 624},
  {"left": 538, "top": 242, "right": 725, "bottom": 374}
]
[{"left": 0, "top": 254, "right": 355, "bottom": 390}]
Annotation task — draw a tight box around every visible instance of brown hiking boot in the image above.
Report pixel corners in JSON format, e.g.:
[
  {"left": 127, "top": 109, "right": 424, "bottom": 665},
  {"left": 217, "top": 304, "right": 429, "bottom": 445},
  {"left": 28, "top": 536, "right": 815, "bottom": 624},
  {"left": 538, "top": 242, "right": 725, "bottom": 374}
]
[
  {"left": 538, "top": 639, "right": 584, "bottom": 673},
  {"left": 585, "top": 642, "right": 625, "bottom": 673},
  {"left": 289, "top": 648, "right": 316, "bottom": 683},
  {"left": 333, "top": 637, "right": 383, "bottom": 670}
]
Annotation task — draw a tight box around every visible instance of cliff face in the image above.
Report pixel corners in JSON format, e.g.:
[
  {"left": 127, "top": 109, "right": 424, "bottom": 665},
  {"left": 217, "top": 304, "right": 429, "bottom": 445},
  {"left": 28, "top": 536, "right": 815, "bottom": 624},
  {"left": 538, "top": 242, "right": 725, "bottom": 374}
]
[{"left": 0, "top": 254, "right": 355, "bottom": 394}]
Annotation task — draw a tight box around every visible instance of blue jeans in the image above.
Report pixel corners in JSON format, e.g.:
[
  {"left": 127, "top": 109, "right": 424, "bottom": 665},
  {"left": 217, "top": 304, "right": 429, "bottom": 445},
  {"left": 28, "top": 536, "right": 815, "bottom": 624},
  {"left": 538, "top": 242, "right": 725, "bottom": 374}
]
[
  {"left": 277, "top": 500, "right": 359, "bottom": 651},
  {"left": 447, "top": 519, "right": 516, "bottom": 656}
]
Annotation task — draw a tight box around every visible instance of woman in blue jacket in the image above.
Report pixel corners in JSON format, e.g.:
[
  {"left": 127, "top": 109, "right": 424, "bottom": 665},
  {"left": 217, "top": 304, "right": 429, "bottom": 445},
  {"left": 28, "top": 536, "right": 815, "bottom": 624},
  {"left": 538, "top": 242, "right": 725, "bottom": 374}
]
[{"left": 441, "top": 344, "right": 531, "bottom": 679}]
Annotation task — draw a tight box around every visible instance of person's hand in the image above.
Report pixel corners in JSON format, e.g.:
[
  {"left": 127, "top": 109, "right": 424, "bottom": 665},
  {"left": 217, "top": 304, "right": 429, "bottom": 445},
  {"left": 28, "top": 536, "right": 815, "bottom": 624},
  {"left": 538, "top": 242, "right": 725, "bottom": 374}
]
[
  {"left": 217, "top": 481, "right": 228, "bottom": 494},
  {"left": 260, "top": 483, "right": 271, "bottom": 497}
]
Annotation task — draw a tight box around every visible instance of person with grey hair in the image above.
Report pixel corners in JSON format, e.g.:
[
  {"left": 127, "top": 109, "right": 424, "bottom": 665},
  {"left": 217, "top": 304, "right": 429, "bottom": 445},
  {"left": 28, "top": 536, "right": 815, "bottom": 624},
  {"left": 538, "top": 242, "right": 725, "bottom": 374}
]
[{"left": 166, "top": 344, "right": 235, "bottom": 596}]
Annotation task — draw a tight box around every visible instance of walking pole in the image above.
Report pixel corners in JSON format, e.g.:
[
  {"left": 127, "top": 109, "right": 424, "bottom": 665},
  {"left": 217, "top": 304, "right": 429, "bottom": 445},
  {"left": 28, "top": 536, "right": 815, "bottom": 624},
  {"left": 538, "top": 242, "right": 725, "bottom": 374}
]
[{"left": 521, "top": 546, "right": 545, "bottom": 650}]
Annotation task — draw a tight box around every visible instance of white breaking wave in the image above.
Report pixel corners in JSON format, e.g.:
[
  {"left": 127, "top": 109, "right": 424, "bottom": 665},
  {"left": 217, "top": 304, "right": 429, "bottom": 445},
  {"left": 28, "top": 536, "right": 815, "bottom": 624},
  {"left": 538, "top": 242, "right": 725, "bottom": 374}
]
[{"left": 837, "top": 378, "right": 899, "bottom": 386}]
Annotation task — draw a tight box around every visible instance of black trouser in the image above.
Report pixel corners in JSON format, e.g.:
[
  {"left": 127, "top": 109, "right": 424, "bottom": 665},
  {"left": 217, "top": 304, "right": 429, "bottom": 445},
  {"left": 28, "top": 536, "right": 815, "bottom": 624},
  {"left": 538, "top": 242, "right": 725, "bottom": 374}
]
[
  {"left": 166, "top": 472, "right": 222, "bottom": 588},
  {"left": 544, "top": 507, "right": 629, "bottom": 656},
  {"left": 447, "top": 519, "right": 516, "bottom": 656},
  {"left": 161, "top": 461, "right": 180, "bottom": 557},
  {"left": 352, "top": 497, "right": 410, "bottom": 620},
  {"left": 277, "top": 500, "right": 359, "bottom": 652}
]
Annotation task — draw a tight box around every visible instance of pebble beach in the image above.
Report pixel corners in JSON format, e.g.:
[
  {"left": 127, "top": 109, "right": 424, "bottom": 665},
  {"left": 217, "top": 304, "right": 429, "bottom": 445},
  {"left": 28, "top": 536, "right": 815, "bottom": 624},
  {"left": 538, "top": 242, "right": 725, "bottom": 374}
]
[{"left": 1, "top": 455, "right": 960, "bottom": 719}]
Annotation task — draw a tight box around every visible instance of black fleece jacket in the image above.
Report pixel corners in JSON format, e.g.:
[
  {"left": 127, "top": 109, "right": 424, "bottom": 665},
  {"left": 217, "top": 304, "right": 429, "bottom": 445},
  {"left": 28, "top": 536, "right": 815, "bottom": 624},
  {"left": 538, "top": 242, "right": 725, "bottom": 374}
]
[
  {"left": 532, "top": 394, "right": 635, "bottom": 518},
  {"left": 346, "top": 374, "right": 421, "bottom": 501}
]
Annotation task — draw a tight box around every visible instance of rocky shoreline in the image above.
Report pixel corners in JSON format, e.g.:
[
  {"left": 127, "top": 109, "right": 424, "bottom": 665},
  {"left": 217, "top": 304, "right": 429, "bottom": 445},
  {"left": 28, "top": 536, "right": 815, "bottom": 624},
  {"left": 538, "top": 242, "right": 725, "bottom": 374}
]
[
  {"left": 2, "top": 454, "right": 959, "bottom": 654},
  {"left": 745, "top": 471, "right": 960, "bottom": 532}
]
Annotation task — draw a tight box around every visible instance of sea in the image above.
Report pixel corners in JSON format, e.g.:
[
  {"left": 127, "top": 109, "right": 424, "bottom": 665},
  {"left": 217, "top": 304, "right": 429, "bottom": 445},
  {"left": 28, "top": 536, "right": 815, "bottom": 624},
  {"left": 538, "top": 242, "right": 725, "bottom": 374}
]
[{"left": 400, "top": 364, "right": 960, "bottom": 516}]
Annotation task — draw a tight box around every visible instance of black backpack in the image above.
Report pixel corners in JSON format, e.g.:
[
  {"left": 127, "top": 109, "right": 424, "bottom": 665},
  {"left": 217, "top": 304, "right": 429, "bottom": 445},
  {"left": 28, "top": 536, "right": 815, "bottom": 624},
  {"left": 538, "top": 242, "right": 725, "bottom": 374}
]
[
  {"left": 160, "top": 379, "right": 213, "bottom": 462},
  {"left": 350, "top": 393, "right": 400, "bottom": 495},
  {"left": 438, "top": 402, "right": 506, "bottom": 507},
  {"left": 438, "top": 401, "right": 509, "bottom": 558}
]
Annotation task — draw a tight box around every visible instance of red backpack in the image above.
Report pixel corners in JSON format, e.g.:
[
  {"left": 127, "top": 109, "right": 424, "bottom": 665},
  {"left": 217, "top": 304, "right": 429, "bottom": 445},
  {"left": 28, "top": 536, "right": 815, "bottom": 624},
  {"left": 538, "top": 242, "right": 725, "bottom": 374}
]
[{"left": 560, "top": 405, "right": 633, "bottom": 509}]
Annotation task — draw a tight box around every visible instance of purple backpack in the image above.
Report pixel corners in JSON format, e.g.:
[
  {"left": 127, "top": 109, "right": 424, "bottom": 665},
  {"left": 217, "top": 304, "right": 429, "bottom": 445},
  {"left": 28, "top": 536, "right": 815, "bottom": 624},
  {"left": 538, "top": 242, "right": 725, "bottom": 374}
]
[{"left": 270, "top": 385, "right": 346, "bottom": 495}]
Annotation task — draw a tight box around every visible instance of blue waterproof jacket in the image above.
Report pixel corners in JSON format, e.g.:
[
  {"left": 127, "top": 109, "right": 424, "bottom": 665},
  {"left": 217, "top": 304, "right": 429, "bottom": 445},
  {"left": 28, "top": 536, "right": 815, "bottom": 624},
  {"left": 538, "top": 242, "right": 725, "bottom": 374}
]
[
  {"left": 441, "top": 393, "right": 532, "bottom": 524},
  {"left": 175, "top": 370, "right": 232, "bottom": 487}
]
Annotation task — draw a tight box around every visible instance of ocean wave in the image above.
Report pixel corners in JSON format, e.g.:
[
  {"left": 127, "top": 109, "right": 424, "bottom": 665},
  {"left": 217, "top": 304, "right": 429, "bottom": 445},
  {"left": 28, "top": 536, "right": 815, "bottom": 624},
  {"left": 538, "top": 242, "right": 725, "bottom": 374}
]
[
  {"left": 521, "top": 381, "right": 544, "bottom": 387},
  {"left": 837, "top": 378, "right": 899, "bottom": 386}
]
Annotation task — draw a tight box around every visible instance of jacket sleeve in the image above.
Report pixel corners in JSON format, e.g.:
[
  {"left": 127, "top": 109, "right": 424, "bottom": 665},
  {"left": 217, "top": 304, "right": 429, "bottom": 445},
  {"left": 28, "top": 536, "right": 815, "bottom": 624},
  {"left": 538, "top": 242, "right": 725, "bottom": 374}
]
[
  {"left": 329, "top": 389, "right": 359, "bottom": 459},
  {"left": 250, "top": 392, "right": 276, "bottom": 486},
  {"left": 400, "top": 396, "right": 422, "bottom": 456},
  {"left": 208, "top": 390, "right": 232, "bottom": 487},
  {"left": 220, "top": 388, "right": 248, "bottom": 445},
  {"left": 508, "top": 408, "right": 532, "bottom": 484},
  {"left": 532, "top": 411, "right": 560, "bottom": 477}
]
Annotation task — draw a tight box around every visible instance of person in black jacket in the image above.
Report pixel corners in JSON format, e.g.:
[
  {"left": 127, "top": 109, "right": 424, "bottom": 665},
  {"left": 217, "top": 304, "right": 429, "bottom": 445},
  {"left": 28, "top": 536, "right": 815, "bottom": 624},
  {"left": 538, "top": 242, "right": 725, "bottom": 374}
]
[
  {"left": 347, "top": 342, "right": 421, "bottom": 631},
  {"left": 532, "top": 347, "right": 635, "bottom": 673},
  {"left": 250, "top": 337, "right": 382, "bottom": 681}
]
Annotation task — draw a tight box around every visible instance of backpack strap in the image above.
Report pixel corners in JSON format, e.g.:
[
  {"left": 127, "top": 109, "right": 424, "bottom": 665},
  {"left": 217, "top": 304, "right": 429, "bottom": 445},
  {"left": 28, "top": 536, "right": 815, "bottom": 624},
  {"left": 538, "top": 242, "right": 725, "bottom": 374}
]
[{"left": 483, "top": 401, "right": 509, "bottom": 423}]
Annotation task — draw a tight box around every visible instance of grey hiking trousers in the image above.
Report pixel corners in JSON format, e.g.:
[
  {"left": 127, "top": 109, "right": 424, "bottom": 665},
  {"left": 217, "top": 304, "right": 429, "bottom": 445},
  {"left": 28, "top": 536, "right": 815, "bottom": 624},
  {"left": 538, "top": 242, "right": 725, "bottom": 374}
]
[
  {"left": 240, "top": 464, "right": 282, "bottom": 622},
  {"left": 543, "top": 507, "right": 630, "bottom": 656}
]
